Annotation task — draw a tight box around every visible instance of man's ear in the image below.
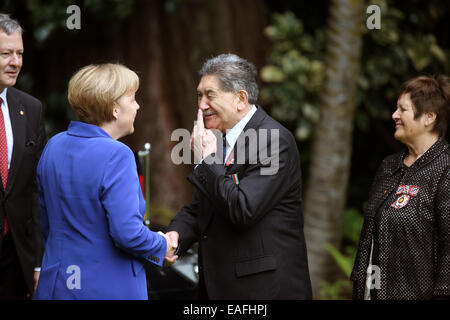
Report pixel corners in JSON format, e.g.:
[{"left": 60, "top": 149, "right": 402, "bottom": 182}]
[{"left": 236, "top": 90, "right": 249, "bottom": 111}]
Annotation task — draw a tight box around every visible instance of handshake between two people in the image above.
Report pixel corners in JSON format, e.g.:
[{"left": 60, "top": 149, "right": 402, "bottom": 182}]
[
  {"left": 158, "top": 231, "right": 179, "bottom": 266},
  {"left": 153, "top": 110, "right": 214, "bottom": 268}
]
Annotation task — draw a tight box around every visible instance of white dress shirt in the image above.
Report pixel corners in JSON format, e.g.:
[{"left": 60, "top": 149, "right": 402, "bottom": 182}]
[
  {"left": 223, "top": 104, "right": 257, "bottom": 162},
  {"left": 0, "top": 88, "right": 13, "bottom": 169}
]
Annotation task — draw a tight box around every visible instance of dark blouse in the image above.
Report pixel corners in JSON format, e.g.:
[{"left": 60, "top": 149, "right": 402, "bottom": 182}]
[
  {"left": 370, "top": 163, "right": 407, "bottom": 300},
  {"left": 351, "top": 138, "right": 450, "bottom": 300}
]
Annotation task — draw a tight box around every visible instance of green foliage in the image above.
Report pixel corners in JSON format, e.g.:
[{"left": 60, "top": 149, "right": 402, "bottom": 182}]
[
  {"left": 323, "top": 243, "right": 353, "bottom": 279},
  {"left": 260, "top": 11, "right": 325, "bottom": 141},
  {"left": 319, "top": 208, "right": 364, "bottom": 299},
  {"left": 360, "top": 0, "right": 450, "bottom": 123},
  {"left": 342, "top": 208, "right": 364, "bottom": 245},
  {"left": 318, "top": 279, "right": 352, "bottom": 300},
  {"left": 262, "top": 1, "right": 450, "bottom": 142},
  {"left": 321, "top": 208, "right": 364, "bottom": 279}
]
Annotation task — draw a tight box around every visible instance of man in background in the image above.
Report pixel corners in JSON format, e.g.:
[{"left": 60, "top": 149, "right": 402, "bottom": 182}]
[{"left": 0, "top": 13, "right": 46, "bottom": 299}]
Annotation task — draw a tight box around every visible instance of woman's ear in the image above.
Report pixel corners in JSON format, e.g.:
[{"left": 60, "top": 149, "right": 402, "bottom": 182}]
[
  {"left": 424, "top": 111, "right": 437, "bottom": 128},
  {"left": 112, "top": 102, "right": 120, "bottom": 120}
]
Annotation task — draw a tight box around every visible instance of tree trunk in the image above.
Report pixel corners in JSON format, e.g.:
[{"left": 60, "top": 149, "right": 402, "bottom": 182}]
[
  {"left": 120, "top": 0, "right": 268, "bottom": 222},
  {"left": 303, "top": 0, "right": 364, "bottom": 297}
]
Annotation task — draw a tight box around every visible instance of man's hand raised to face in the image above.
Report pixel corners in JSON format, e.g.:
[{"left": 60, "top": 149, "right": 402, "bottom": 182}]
[{"left": 191, "top": 109, "right": 217, "bottom": 163}]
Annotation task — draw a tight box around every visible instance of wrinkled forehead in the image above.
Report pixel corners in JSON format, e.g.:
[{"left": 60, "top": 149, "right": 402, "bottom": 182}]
[
  {"left": 197, "top": 74, "right": 222, "bottom": 93},
  {"left": 0, "top": 30, "right": 23, "bottom": 50}
]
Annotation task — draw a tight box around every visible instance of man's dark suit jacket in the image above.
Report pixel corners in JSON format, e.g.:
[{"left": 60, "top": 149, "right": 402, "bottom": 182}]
[
  {"left": 0, "top": 87, "right": 45, "bottom": 293},
  {"left": 168, "top": 107, "right": 312, "bottom": 299}
]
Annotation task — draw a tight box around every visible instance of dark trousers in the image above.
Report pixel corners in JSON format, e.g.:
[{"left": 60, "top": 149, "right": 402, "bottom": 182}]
[{"left": 0, "top": 232, "right": 28, "bottom": 299}]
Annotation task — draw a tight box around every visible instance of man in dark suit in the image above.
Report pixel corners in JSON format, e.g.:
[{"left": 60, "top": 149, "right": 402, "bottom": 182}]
[
  {"left": 0, "top": 13, "right": 45, "bottom": 299},
  {"left": 166, "top": 54, "right": 312, "bottom": 299}
]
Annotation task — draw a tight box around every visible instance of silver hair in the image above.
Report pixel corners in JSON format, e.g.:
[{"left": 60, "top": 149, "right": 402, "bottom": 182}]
[
  {"left": 200, "top": 53, "right": 259, "bottom": 104},
  {"left": 0, "top": 13, "right": 23, "bottom": 35}
]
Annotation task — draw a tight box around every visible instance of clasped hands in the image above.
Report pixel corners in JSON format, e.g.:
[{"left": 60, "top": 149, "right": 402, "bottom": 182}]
[
  {"left": 158, "top": 231, "right": 180, "bottom": 266},
  {"left": 191, "top": 109, "right": 217, "bottom": 162}
]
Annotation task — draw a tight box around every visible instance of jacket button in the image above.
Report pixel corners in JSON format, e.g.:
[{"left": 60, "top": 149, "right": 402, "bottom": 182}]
[{"left": 202, "top": 235, "right": 207, "bottom": 240}]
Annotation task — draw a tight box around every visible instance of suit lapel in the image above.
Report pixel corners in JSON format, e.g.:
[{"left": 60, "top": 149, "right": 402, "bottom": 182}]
[
  {"left": 6, "top": 89, "right": 26, "bottom": 196},
  {"left": 369, "top": 151, "right": 406, "bottom": 216},
  {"left": 372, "top": 174, "right": 401, "bottom": 216},
  {"left": 225, "top": 106, "right": 266, "bottom": 173},
  {"left": 199, "top": 107, "right": 266, "bottom": 232}
]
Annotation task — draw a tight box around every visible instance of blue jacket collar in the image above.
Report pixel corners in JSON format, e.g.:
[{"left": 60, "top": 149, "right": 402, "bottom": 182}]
[{"left": 67, "top": 121, "right": 112, "bottom": 139}]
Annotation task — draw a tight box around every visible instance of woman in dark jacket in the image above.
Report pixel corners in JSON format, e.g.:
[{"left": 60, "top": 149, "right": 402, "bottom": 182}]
[{"left": 351, "top": 75, "right": 450, "bottom": 300}]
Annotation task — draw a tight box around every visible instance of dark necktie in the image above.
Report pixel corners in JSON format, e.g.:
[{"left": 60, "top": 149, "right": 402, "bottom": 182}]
[
  {"left": 223, "top": 134, "right": 227, "bottom": 164},
  {"left": 0, "top": 97, "right": 9, "bottom": 235}
]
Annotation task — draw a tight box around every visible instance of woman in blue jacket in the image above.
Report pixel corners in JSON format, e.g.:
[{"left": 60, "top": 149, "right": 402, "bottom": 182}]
[{"left": 34, "top": 64, "right": 175, "bottom": 300}]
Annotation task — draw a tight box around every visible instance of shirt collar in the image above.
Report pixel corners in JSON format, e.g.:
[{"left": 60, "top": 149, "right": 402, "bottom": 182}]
[
  {"left": 390, "top": 137, "right": 449, "bottom": 175},
  {"left": 224, "top": 105, "right": 257, "bottom": 149},
  {"left": 0, "top": 88, "right": 7, "bottom": 103},
  {"left": 67, "top": 120, "right": 113, "bottom": 139}
]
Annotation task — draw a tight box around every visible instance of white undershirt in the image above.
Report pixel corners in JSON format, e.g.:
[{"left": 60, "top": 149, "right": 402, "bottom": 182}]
[
  {"left": 0, "top": 88, "right": 14, "bottom": 169},
  {"left": 223, "top": 104, "right": 257, "bottom": 162}
]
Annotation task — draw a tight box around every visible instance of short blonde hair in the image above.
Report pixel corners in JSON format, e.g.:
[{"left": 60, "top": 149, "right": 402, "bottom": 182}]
[{"left": 68, "top": 63, "right": 139, "bottom": 125}]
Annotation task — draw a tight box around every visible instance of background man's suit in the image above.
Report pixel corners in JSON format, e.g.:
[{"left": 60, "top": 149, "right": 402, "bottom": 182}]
[
  {"left": 0, "top": 87, "right": 45, "bottom": 298},
  {"left": 168, "top": 107, "right": 312, "bottom": 299}
]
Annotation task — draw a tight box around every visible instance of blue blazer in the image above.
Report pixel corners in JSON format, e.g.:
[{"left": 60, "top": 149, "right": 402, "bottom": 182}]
[{"left": 34, "top": 121, "right": 166, "bottom": 300}]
